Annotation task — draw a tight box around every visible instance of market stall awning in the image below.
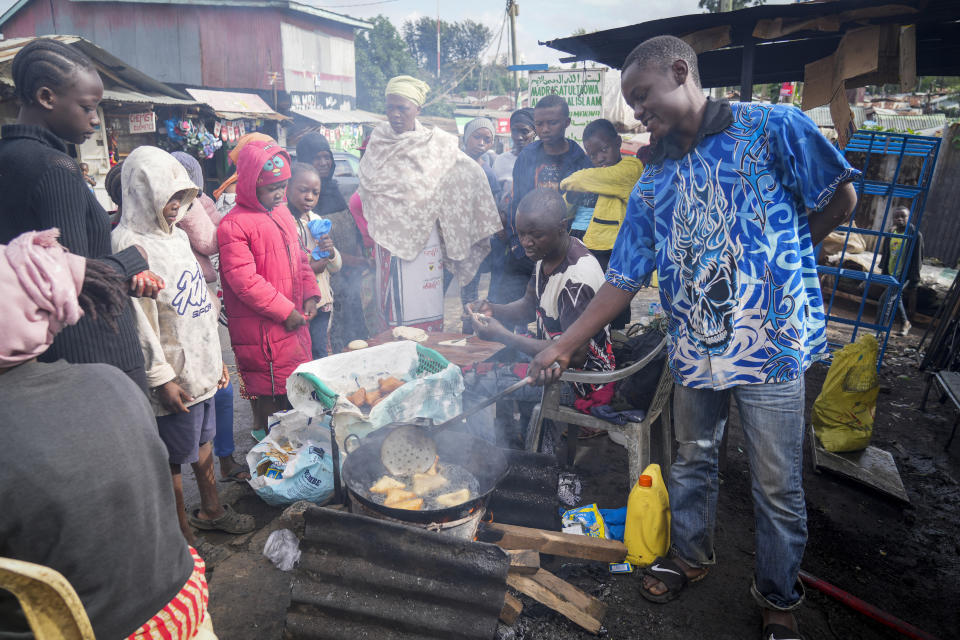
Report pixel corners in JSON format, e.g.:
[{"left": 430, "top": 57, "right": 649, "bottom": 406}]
[
  {"left": 0, "top": 35, "right": 201, "bottom": 108},
  {"left": 292, "top": 108, "right": 384, "bottom": 125},
  {"left": 186, "top": 88, "right": 289, "bottom": 121}
]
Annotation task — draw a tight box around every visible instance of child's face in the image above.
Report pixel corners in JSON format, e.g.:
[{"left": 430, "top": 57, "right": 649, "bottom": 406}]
[
  {"left": 465, "top": 127, "right": 494, "bottom": 160},
  {"left": 584, "top": 134, "right": 622, "bottom": 168},
  {"left": 40, "top": 67, "right": 104, "bottom": 145},
  {"left": 162, "top": 189, "right": 191, "bottom": 227},
  {"left": 288, "top": 173, "right": 321, "bottom": 215},
  {"left": 534, "top": 105, "right": 570, "bottom": 145},
  {"left": 256, "top": 180, "right": 288, "bottom": 211},
  {"left": 80, "top": 163, "right": 89, "bottom": 174},
  {"left": 516, "top": 209, "right": 566, "bottom": 262}
]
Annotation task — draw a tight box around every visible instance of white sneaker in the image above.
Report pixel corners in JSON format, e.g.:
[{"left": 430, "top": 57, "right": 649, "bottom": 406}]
[{"left": 899, "top": 321, "right": 912, "bottom": 337}]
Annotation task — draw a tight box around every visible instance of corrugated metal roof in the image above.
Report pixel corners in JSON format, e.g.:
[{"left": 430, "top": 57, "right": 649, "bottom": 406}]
[
  {"left": 185, "top": 88, "right": 288, "bottom": 120},
  {"left": 288, "top": 506, "right": 509, "bottom": 640},
  {"left": 1, "top": 0, "right": 372, "bottom": 30},
  {"left": 874, "top": 112, "right": 947, "bottom": 132},
  {"left": 803, "top": 104, "right": 867, "bottom": 129},
  {"left": 0, "top": 35, "right": 193, "bottom": 101},
  {"left": 101, "top": 87, "right": 199, "bottom": 106},
  {"left": 293, "top": 108, "right": 383, "bottom": 125}
]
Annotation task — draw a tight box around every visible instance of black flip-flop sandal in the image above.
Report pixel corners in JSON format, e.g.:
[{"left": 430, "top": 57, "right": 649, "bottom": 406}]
[
  {"left": 762, "top": 623, "right": 802, "bottom": 640},
  {"left": 218, "top": 467, "right": 251, "bottom": 483},
  {"left": 640, "top": 556, "right": 694, "bottom": 603}
]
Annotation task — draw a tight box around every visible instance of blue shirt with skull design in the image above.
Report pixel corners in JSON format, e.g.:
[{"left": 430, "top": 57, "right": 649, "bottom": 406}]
[{"left": 607, "top": 102, "right": 860, "bottom": 389}]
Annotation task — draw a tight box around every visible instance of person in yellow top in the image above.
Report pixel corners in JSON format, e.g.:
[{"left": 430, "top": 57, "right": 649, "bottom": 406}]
[{"left": 561, "top": 118, "right": 644, "bottom": 328}]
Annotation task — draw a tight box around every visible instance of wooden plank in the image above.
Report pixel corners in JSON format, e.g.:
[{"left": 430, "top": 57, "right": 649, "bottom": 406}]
[
  {"left": 506, "top": 549, "right": 540, "bottom": 575},
  {"left": 481, "top": 522, "right": 626, "bottom": 563},
  {"left": 506, "top": 569, "right": 607, "bottom": 635},
  {"left": 499, "top": 592, "right": 522, "bottom": 626}
]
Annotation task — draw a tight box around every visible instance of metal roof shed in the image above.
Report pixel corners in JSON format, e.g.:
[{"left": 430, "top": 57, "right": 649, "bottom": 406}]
[
  {"left": 542, "top": 0, "right": 960, "bottom": 102},
  {"left": 185, "top": 87, "right": 289, "bottom": 121}
]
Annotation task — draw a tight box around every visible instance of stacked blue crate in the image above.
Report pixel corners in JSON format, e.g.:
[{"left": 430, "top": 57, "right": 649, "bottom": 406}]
[{"left": 818, "top": 130, "right": 941, "bottom": 368}]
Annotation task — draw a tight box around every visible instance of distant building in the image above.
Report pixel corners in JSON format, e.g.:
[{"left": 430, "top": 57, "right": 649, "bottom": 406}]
[{"left": 0, "top": 0, "right": 370, "bottom": 112}]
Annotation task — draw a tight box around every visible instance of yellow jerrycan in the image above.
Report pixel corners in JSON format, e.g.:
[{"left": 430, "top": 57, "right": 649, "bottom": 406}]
[{"left": 623, "top": 463, "right": 670, "bottom": 567}]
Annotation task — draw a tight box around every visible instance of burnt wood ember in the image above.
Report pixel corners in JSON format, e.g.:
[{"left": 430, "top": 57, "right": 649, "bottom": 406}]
[{"left": 286, "top": 506, "right": 510, "bottom": 640}]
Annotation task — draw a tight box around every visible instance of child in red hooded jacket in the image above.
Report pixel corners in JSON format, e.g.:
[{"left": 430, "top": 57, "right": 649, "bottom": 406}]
[{"left": 217, "top": 139, "right": 321, "bottom": 438}]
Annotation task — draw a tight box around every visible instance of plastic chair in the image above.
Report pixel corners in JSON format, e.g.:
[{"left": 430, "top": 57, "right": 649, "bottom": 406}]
[
  {"left": 0, "top": 557, "right": 95, "bottom": 640},
  {"left": 527, "top": 335, "right": 674, "bottom": 486}
]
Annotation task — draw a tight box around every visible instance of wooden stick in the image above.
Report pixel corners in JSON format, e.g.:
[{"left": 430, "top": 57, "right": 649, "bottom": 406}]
[
  {"left": 499, "top": 592, "right": 523, "bottom": 626},
  {"left": 507, "top": 569, "right": 607, "bottom": 635},
  {"left": 482, "top": 522, "right": 626, "bottom": 563},
  {"left": 506, "top": 549, "right": 540, "bottom": 575}
]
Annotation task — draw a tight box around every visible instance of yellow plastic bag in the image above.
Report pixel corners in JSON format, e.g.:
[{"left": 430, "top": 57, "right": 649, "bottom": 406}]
[{"left": 812, "top": 334, "right": 879, "bottom": 452}]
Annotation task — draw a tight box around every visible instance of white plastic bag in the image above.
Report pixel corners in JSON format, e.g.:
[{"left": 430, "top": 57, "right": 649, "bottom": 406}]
[
  {"left": 286, "top": 341, "right": 463, "bottom": 447},
  {"left": 246, "top": 411, "right": 335, "bottom": 506}
]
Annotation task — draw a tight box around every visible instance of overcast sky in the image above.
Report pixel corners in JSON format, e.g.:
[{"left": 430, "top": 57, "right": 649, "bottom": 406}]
[
  {"left": 0, "top": 0, "right": 793, "bottom": 67},
  {"left": 317, "top": 0, "right": 792, "bottom": 66}
]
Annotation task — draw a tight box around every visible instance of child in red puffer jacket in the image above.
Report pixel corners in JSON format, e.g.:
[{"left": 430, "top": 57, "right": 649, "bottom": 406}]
[{"left": 217, "top": 139, "right": 321, "bottom": 437}]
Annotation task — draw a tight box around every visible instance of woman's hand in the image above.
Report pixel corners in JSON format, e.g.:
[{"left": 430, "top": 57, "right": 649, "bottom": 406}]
[{"left": 303, "top": 298, "right": 319, "bottom": 321}]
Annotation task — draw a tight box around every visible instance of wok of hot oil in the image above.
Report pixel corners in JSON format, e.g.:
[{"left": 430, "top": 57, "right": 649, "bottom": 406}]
[{"left": 369, "top": 463, "right": 479, "bottom": 510}]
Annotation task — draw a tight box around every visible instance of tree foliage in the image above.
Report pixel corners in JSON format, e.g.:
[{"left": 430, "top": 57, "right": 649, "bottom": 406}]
[
  {"left": 355, "top": 15, "right": 419, "bottom": 113},
  {"left": 698, "top": 0, "right": 764, "bottom": 12},
  {"left": 402, "top": 17, "right": 492, "bottom": 82}
]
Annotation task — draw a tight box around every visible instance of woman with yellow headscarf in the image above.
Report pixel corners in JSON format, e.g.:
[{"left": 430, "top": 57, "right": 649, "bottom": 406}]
[{"left": 358, "top": 75, "right": 502, "bottom": 331}]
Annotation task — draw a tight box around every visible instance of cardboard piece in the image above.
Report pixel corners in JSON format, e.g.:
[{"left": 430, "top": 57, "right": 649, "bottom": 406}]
[
  {"left": 753, "top": 5, "right": 919, "bottom": 40},
  {"left": 808, "top": 424, "right": 910, "bottom": 503},
  {"left": 681, "top": 26, "right": 731, "bottom": 54},
  {"left": 803, "top": 26, "right": 884, "bottom": 147}
]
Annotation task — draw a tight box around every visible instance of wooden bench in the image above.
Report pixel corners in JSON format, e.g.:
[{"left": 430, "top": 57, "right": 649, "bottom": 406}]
[{"left": 920, "top": 370, "right": 960, "bottom": 450}]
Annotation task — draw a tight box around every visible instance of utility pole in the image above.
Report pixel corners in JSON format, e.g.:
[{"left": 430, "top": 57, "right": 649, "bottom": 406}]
[
  {"left": 507, "top": 0, "right": 519, "bottom": 107},
  {"left": 714, "top": 0, "right": 733, "bottom": 99},
  {"left": 436, "top": 0, "right": 441, "bottom": 80}
]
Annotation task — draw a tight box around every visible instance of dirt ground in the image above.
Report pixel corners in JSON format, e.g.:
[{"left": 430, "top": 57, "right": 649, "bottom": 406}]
[{"left": 199, "top": 282, "right": 960, "bottom": 640}]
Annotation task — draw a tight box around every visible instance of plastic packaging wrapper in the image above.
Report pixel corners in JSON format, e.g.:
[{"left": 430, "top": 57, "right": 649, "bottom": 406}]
[
  {"left": 263, "top": 528, "right": 301, "bottom": 571},
  {"left": 812, "top": 334, "right": 879, "bottom": 452},
  {"left": 287, "top": 341, "right": 463, "bottom": 449},
  {"left": 246, "top": 410, "right": 335, "bottom": 506},
  {"left": 562, "top": 503, "right": 609, "bottom": 539}
]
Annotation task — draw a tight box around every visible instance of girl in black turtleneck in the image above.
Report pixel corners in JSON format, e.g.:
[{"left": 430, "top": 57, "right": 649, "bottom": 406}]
[{"left": 0, "top": 38, "right": 163, "bottom": 390}]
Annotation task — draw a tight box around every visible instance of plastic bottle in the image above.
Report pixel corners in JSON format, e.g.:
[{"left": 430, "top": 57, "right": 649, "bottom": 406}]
[{"left": 623, "top": 463, "right": 671, "bottom": 567}]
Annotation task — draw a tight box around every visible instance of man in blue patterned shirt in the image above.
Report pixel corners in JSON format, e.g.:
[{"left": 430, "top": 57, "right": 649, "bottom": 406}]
[{"left": 528, "top": 36, "right": 859, "bottom": 640}]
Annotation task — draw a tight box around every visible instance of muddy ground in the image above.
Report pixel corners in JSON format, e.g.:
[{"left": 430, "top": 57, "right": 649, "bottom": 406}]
[{"left": 198, "top": 283, "right": 959, "bottom": 640}]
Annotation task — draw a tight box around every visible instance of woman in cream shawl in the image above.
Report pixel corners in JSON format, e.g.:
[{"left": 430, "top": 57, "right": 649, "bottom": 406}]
[{"left": 358, "top": 75, "right": 502, "bottom": 331}]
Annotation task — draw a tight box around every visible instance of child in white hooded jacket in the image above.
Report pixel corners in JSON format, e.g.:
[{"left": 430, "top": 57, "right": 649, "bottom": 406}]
[{"left": 112, "top": 146, "right": 254, "bottom": 545}]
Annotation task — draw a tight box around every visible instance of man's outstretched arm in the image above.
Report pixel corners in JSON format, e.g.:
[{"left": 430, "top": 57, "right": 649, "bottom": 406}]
[{"left": 525, "top": 283, "right": 635, "bottom": 385}]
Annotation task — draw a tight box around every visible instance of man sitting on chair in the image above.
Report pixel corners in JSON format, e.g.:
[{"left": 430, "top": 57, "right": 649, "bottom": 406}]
[{"left": 466, "top": 188, "right": 616, "bottom": 416}]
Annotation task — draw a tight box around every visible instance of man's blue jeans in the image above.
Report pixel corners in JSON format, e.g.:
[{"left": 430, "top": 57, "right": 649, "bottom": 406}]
[
  {"left": 670, "top": 377, "right": 807, "bottom": 611},
  {"left": 213, "top": 380, "right": 235, "bottom": 458}
]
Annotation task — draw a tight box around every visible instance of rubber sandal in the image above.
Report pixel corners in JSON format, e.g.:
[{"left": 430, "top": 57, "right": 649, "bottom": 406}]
[
  {"left": 762, "top": 623, "right": 802, "bottom": 640},
  {"left": 194, "top": 539, "right": 231, "bottom": 569},
  {"left": 218, "top": 466, "right": 251, "bottom": 483},
  {"left": 639, "top": 556, "right": 707, "bottom": 604},
  {"left": 188, "top": 504, "right": 255, "bottom": 534}
]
